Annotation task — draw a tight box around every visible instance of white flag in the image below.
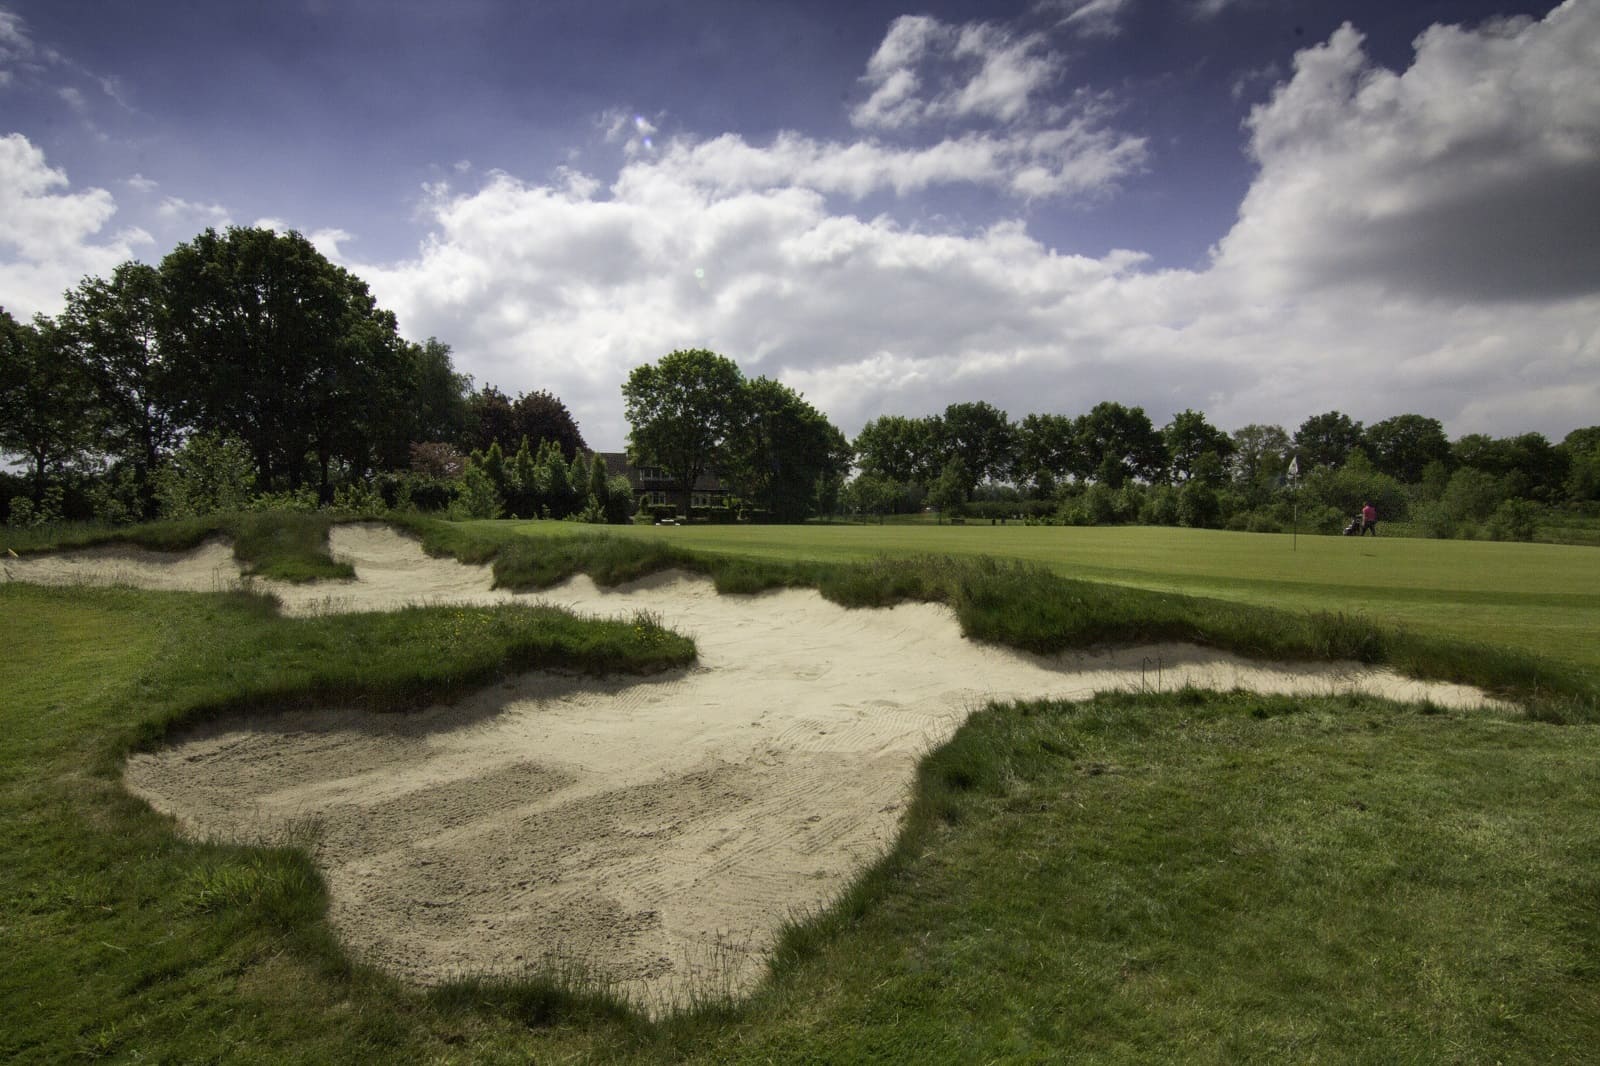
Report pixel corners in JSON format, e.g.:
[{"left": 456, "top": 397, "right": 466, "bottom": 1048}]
[{"left": 1288, "top": 456, "right": 1300, "bottom": 478}]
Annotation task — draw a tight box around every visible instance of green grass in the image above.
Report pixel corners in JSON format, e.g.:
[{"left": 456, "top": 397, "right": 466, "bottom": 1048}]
[
  {"left": 710, "top": 690, "right": 1600, "bottom": 1064},
  {"left": 494, "top": 520, "right": 1600, "bottom": 677},
  {"left": 5, "top": 514, "right": 1600, "bottom": 1061}
]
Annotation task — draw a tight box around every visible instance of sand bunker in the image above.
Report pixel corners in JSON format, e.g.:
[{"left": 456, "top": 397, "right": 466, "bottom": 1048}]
[
  {"left": 11, "top": 525, "right": 1502, "bottom": 1010},
  {"left": 2, "top": 538, "right": 241, "bottom": 593}
]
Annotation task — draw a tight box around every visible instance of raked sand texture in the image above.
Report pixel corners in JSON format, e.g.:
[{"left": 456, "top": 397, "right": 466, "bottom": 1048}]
[{"left": 12, "top": 525, "right": 1502, "bottom": 1009}]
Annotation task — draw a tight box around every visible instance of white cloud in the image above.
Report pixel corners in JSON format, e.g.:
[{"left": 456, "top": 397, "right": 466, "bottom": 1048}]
[
  {"left": 623, "top": 122, "right": 1143, "bottom": 202},
  {"left": 357, "top": 127, "right": 1597, "bottom": 452},
  {"left": 308, "top": 227, "right": 352, "bottom": 260},
  {"left": 250, "top": 218, "right": 354, "bottom": 261},
  {"left": 1044, "top": 0, "right": 1135, "bottom": 38},
  {"left": 349, "top": 5, "right": 1599, "bottom": 448},
  {"left": 1217, "top": 3, "right": 1600, "bottom": 302},
  {"left": 0, "top": 132, "right": 149, "bottom": 315},
  {"left": 159, "top": 195, "right": 232, "bottom": 228},
  {"left": 852, "top": 16, "right": 1063, "bottom": 130},
  {"left": 125, "top": 173, "right": 159, "bottom": 192}
]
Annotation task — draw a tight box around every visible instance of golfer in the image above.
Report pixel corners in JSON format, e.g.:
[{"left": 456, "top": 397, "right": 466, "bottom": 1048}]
[{"left": 1361, "top": 502, "right": 1378, "bottom": 536}]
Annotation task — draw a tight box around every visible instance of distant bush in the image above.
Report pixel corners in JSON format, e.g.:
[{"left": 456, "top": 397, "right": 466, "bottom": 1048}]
[{"left": 1484, "top": 498, "right": 1538, "bottom": 542}]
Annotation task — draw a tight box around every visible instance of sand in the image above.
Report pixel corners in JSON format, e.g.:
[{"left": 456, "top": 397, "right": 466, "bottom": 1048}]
[{"left": 9, "top": 524, "right": 1505, "bottom": 1010}]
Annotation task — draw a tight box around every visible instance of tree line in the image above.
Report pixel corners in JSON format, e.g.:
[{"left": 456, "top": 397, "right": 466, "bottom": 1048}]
[
  {"left": 4, "top": 227, "right": 1597, "bottom": 537},
  {"left": 0, "top": 225, "right": 616, "bottom": 525},
  {"left": 843, "top": 402, "right": 1600, "bottom": 540}
]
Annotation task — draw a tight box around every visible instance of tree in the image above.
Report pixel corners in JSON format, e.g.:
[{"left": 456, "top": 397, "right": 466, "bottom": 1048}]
[
  {"left": 927, "top": 457, "right": 971, "bottom": 521},
  {"left": 622, "top": 348, "right": 746, "bottom": 515},
  {"left": 463, "top": 385, "right": 519, "bottom": 454},
  {"left": 853, "top": 414, "right": 939, "bottom": 486},
  {"left": 1365, "top": 414, "right": 1449, "bottom": 484},
  {"left": 159, "top": 226, "right": 408, "bottom": 495},
  {"left": 1562, "top": 426, "right": 1600, "bottom": 503},
  {"left": 1014, "top": 413, "right": 1078, "bottom": 496},
  {"left": 935, "top": 401, "right": 1015, "bottom": 489},
  {"left": 1230, "top": 423, "right": 1292, "bottom": 490},
  {"left": 58, "top": 262, "right": 177, "bottom": 519},
  {"left": 845, "top": 473, "right": 900, "bottom": 522},
  {"left": 404, "top": 337, "right": 472, "bottom": 451},
  {"left": 0, "top": 310, "right": 96, "bottom": 501},
  {"left": 513, "top": 389, "right": 586, "bottom": 460},
  {"left": 1163, "top": 409, "right": 1235, "bottom": 485},
  {"left": 1293, "top": 411, "right": 1364, "bottom": 470},
  {"left": 1452, "top": 432, "right": 1568, "bottom": 502},
  {"left": 726, "top": 377, "right": 851, "bottom": 522},
  {"left": 1074, "top": 402, "right": 1166, "bottom": 487}
]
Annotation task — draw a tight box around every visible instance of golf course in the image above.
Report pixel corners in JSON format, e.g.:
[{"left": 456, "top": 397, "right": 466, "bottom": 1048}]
[{"left": 3, "top": 516, "right": 1598, "bottom": 1063}]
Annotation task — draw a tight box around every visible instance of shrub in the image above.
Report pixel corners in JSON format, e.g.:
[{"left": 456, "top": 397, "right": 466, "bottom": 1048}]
[
  {"left": 5, "top": 487, "right": 64, "bottom": 527},
  {"left": 1441, "top": 467, "right": 1507, "bottom": 523},
  {"left": 1484, "top": 498, "right": 1538, "bottom": 542},
  {"left": 1411, "top": 500, "right": 1456, "bottom": 539},
  {"left": 1057, "top": 484, "right": 1117, "bottom": 526},
  {"left": 248, "top": 487, "right": 320, "bottom": 513},
  {"left": 155, "top": 433, "right": 257, "bottom": 518},
  {"left": 448, "top": 462, "right": 503, "bottom": 520},
  {"left": 330, "top": 480, "right": 386, "bottom": 515},
  {"left": 1178, "top": 481, "right": 1222, "bottom": 528},
  {"left": 1140, "top": 485, "right": 1181, "bottom": 526}
]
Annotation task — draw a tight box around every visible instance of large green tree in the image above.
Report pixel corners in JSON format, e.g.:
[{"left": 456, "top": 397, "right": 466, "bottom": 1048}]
[
  {"left": 159, "top": 226, "right": 407, "bottom": 494},
  {"left": 1163, "top": 409, "right": 1235, "bottom": 485},
  {"left": 399, "top": 337, "right": 472, "bottom": 455},
  {"left": 725, "top": 377, "right": 851, "bottom": 522},
  {"left": 1014, "top": 413, "right": 1078, "bottom": 496},
  {"left": 1074, "top": 402, "right": 1166, "bottom": 487},
  {"left": 1229, "top": 423, "right": 1292, "bottom": 505},
  {"left": 1561, "top": 426, "right": 1600, "bottom": 503},
  {"left": 58, "top": 263, "right": 178, "bottom": 518},
  {"left": 513, "top": 389, "right": 587, "bottom": 460},
  {"left": 853, "top": 414, "right": 939, "bottom": 486},
  {"left": 0, "top": 310, "right": 96, "bottom": 501},
  {"left": 463, "top": 385, "right": 518, "bottom": 454},
  {"left": 1365, "top": 414, "right": 1450, "bottom": 484},
  {"left": 1293, "top": 411, "right": 1365, "bottom": 470},
  {"left": 622, "top": 348, "right": 746, "bottom": 514},
  {"left": 935, "top": 401, "right": 1015, "bottom": 490},
  {"left": 1452, "top": 432, "right": 1568, "bottom": 502}
]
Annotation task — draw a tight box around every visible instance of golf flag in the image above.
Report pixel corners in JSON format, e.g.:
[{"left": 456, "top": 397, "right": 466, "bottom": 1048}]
[{"left": 1287, "top": 456, "right": 1300, "bottom": 478}]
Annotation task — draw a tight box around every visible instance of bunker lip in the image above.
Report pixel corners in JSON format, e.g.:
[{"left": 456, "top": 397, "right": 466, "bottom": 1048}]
[{"left": 12, "top": 524, "right": 1506, "bottom": 1011}]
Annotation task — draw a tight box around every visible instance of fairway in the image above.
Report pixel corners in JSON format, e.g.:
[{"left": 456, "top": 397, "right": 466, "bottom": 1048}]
[{"left": 496, "top": 522, "right": 1600, "bottom": 674}]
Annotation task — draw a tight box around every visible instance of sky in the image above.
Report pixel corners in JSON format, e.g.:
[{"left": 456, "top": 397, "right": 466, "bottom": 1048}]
[{"left": 3, "top": 0, "right": 1598, "bottom": 451}]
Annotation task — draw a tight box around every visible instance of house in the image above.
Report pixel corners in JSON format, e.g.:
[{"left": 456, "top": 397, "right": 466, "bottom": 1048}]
[{"left": 589, "top": 452, "right": 733, "bottom": 514}]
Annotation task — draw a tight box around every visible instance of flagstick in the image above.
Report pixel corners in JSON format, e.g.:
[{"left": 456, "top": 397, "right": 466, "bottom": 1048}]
[{"left": 1287, "top": 455, "right": 1300, "bottom": 552}]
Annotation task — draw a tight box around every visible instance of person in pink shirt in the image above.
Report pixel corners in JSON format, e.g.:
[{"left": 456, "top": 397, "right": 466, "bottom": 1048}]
[{"left": 1360, "top": 502, "right": 1378, "bottom": 536}]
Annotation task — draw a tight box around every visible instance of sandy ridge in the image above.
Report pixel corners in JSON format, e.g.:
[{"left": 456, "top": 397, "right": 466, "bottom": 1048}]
[{"left": 8, "top": 524, "right": 1503, "bottom": 1009}]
